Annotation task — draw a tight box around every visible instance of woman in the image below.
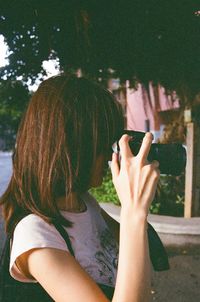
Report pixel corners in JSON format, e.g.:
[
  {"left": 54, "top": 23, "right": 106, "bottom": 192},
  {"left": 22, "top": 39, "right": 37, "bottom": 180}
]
[{"left": 0, "top": 74, "right": 159, "bottom": 301}]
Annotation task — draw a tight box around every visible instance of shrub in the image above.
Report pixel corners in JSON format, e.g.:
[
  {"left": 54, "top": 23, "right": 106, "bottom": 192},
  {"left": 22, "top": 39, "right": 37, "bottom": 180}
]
[{"left": 90, "top": 169, "right": 185, "bottom": 217}]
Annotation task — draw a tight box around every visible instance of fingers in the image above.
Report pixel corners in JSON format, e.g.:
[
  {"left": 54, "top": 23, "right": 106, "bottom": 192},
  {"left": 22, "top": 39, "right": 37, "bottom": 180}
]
[
  {"left": 137, "top": 132, "right": 153, "bottom": 163},
  {"left": 118, "top": 134, "right": 133, "bottom": 159},
  {"left": 111, "top": 152, "right": 120, "bottom": 178}
]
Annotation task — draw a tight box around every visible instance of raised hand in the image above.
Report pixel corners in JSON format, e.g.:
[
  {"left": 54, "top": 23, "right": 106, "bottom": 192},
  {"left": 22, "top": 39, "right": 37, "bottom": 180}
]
[{"left": 111, "top": 133, "right": 160, "bottom": 220}]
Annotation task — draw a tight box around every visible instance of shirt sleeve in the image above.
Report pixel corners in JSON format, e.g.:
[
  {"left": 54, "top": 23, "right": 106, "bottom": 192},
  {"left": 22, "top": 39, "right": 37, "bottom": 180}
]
[{"left": 10, "top": 214, "right": 70, "bottom": 283}]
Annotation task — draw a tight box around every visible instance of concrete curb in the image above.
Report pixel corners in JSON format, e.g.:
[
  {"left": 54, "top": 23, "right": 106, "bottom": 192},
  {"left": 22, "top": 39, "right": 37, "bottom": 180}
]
[{"left": 100, "top": 202, "right": 200, "bottom": 248}]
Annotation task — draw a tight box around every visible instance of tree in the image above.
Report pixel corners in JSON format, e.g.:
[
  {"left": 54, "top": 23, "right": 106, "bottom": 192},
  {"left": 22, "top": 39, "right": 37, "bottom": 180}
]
[
  {"left": 0, "top": 0, "right": 200, "bottom": 99},
  {"left": 0, "top": 80, "right": 30, "bottom": 149}
]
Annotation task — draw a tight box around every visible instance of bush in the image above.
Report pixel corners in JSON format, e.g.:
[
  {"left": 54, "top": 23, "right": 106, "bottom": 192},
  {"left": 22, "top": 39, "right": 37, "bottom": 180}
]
[
  {"left": 90, "top": 169, "right": 185, "bottom": 217},
  {"left": 150, "top": 174, "right": 185, "bottom": 216},
  {"left": 89, "top": 170, "right": 119, "bottom": 205}
]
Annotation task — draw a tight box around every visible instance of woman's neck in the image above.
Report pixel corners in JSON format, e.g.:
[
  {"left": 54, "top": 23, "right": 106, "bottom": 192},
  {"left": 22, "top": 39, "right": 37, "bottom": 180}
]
[{"left": 56, "top": 193, "right": 86, "bottom": 213}]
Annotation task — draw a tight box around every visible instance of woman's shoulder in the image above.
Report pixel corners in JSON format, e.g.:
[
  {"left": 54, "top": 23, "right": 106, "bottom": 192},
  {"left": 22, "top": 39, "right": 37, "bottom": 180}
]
[
  {"left": 15, "top": 213, "right": 46, "bottom": 226},
  {"left": 10, "top": 214, "right": 70, "bottom": 282},
  {"left": 12, "top": 213, "right": 69, "bottom": 255},
  {"left": 14, "top": 214, "right": 53, "bottom": 237},
  {"left": 10, "top": 213, "right": 70, "bottom": 282}
]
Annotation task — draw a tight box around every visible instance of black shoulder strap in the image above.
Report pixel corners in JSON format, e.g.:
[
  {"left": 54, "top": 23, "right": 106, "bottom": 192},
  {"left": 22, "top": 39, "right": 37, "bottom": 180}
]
[
  {"left": 52, "top": 221, "right": 75, "bottom": 257},
  {"left": 147, "top": 222, "right": 170, "bottom": 271}
]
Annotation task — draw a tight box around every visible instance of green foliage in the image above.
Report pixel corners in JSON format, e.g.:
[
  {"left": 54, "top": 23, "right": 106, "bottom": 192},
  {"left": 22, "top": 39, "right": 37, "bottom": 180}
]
[
  {"left": 90, "top": 169, "right": 185, "bottom": 217},
  {"left": 151, "top": 174, "right": 185, "bottom": 216},
  {"left": 0, "top": 80, "right": 30, "bottom": 149},
  {"left": 1, "top": 1, "right": 200, "bottom": 95},
  {"left": 89, "top": 170, "right": 119, "bottom": 205}
]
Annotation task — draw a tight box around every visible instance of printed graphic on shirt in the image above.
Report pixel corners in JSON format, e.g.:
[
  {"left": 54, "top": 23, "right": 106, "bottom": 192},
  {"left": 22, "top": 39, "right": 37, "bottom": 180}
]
[{"left": 95, "top": 228, "right": 118, "bottom": 286}]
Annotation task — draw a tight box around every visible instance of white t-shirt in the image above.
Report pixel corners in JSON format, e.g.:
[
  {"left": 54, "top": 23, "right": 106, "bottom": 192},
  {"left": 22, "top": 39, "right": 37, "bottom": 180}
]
[{"left": 10, "top": 192, "right": 119, "bottom": 287}]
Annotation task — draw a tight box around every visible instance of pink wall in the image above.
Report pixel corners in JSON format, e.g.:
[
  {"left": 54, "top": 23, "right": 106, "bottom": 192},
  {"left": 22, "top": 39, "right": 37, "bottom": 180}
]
[{"left": 126, "top": 82, "right": 179, "bottom": 132}]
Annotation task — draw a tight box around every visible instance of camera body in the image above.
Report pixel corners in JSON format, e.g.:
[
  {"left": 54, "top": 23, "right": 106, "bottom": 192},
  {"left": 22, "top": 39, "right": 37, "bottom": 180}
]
[{"left": 122, "top": 130, "right": 186, "bottom": 175}]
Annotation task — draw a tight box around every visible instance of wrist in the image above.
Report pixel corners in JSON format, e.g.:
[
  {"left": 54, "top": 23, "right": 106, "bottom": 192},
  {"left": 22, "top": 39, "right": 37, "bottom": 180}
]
[{"left": 120, "top": 205, "right": 148, "bottom": 228}]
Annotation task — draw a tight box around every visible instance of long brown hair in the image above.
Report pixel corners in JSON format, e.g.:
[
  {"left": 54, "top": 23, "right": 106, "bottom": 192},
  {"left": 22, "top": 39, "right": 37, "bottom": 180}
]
[{"left": 0, "top": 74, "right": 124, "bottom": 235}]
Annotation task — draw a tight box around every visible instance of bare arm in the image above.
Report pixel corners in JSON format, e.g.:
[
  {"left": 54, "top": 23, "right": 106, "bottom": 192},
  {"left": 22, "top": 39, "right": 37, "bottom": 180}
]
[
  {"left": 101, "top": 207, "right": 151, "bottom": 302},
  {"left": 24, "top": 248, "right": 108, "bottom": 302},
  {"left": 111, "top": 133, "right": 159, "bottom": 302}
]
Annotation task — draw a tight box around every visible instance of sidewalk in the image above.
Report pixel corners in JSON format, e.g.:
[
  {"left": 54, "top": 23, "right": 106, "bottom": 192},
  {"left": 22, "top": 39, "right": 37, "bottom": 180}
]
[{"left": 151, "top": 250, "right": 200, "bottom": 301}]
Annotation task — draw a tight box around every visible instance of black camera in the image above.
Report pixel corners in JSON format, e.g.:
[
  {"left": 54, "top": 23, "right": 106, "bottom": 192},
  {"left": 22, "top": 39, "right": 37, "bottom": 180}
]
[{"left": 121, "top": 130, "right": 186, "bottom": 176}]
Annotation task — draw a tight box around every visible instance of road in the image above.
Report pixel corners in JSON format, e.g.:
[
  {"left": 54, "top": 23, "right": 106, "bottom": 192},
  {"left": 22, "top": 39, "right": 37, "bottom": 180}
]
[{"left": 0, "top": 152, "right": 12, "bottom": 254}]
